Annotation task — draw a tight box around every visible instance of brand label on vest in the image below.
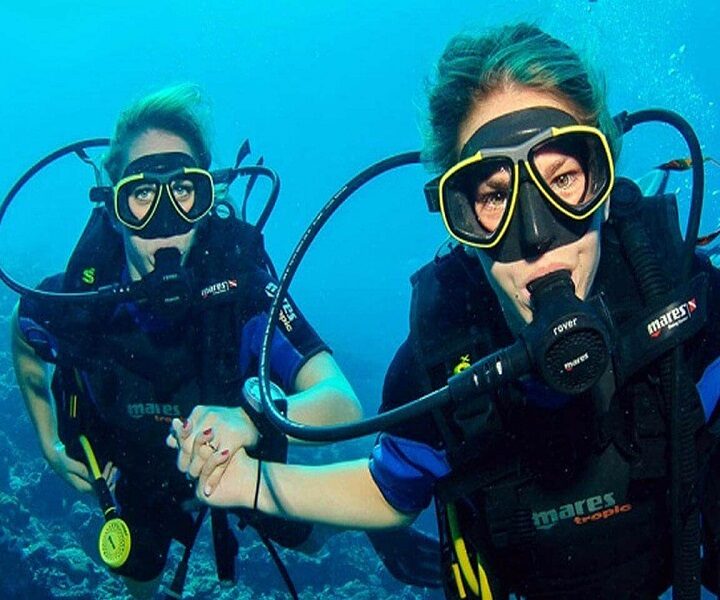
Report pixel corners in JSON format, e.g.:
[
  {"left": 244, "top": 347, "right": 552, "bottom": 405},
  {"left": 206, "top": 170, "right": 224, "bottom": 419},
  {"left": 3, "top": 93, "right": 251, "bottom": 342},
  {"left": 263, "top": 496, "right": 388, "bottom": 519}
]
[
  {"left": 532, "top": 492, "right": 632, "bottom": 530},
  {"left": 264, "top": 282, "right": 297, "bottom": 332},
  {"left": 82, "top": 267, "right": 96, "bottom": 285},
  {"left": 646, "top": 297, "right": 697, "bottom": 339},
  {"left": 201, "top": 279, "right": 238, "bottom": 299},
  {"left": 127, "top": 402, "right": 181, "bottom": 423}
]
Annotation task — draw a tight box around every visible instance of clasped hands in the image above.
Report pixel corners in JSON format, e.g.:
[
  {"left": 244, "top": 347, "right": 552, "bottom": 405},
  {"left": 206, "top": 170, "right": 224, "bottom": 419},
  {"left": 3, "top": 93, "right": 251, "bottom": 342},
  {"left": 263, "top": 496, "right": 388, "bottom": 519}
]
[{"left": 166, "top": 404, "right": 260, "bottom": 504}]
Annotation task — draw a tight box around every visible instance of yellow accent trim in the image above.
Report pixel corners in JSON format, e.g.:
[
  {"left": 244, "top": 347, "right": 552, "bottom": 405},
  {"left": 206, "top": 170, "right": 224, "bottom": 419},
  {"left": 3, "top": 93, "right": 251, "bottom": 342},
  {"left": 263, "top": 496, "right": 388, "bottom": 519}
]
[
  {"left": 477, "top": 557, "right": 493, "bottom": 599},
  {"left": 114, "top": 167, "right": 214, "bottom": 230},
  {"left": 447, "top": 503, "right": 481, "bottom": 597},
  {"left": 451, "top": 563, "right": 468, "bottom": 598},
  {"left": 437, "top": 124, "right": 614, "bottom": 249},
  {"left": 525, "top": 125, "right": 614, "bottom": 221},
  {"left": 167, "top": 167, "right": 215, "bottom": 224},
  {"left": 453, "top": 354, "right": 472, "bottom": 375},
  {"left": 78, "top": 435, "right": 102, "bottom": 480},
  {"left": 114, "top": 173, "right": 155, "bottom": 231}
]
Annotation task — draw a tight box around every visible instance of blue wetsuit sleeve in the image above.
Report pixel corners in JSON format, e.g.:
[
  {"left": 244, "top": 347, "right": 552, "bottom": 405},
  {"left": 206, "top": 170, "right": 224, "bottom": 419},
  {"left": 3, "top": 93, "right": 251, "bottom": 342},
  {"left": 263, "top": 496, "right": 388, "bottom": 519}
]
[
  {"left": 367, "top": 337, "right": 452, "bottom": 514},
  {"left": 16, "top": 273, "right": 65, "bottom": 358},
  {"left": 693, "top": 258, "right": 720, "bottom": 422},
  {"left": 369, "top": 433, "right": 451, "bottom": 514},
  {"left": 237, "top": 269, "right": 329, "bottom": 391},
  {"left": 699, "top": 356, "right": 720, "bottom": 422}
]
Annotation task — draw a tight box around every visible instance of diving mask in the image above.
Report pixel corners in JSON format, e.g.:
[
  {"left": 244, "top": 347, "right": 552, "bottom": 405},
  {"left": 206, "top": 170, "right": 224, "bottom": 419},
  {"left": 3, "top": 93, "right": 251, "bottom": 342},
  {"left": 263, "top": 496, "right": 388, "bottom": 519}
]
[
  {"left": 426, "top": 107, "right": 615, "bottom": 262},
  {"left": 95, "top": 152, "right": 214, "bottom": 238}
]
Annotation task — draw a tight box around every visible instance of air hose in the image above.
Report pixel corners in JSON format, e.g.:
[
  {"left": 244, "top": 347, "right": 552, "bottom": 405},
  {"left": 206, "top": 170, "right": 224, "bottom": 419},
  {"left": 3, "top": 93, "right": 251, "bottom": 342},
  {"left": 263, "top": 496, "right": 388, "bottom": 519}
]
[{"left": 613, "top": 106, "right": 705, "bottom": 600}]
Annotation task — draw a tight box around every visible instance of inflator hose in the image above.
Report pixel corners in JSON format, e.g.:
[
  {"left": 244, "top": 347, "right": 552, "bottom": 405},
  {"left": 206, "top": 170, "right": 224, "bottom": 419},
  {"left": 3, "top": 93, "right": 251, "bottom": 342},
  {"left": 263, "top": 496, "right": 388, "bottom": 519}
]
[{"left": 611, "top": 179, "right": 701, "bottom": 600}]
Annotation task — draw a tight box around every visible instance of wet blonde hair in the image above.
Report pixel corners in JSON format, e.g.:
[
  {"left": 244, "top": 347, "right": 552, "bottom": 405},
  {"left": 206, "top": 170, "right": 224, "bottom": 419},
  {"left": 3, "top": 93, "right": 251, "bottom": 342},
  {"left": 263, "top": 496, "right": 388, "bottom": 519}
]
[
  {"left": 103, "top": 83, "right": 212, "bottom": 183},
  {"left": 423, "top": 23, "right": 620, "bottom": 173}
]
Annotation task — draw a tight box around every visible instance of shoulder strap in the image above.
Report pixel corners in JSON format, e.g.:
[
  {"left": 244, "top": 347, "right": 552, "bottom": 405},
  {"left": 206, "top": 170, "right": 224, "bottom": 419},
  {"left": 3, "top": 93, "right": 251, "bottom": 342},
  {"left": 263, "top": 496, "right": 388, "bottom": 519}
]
[
  {"left": 409, "top": 244, "right": 512, "bottom": 391},
  {"left": 64, "top": 207, "right": 125, "bottom": 292}
]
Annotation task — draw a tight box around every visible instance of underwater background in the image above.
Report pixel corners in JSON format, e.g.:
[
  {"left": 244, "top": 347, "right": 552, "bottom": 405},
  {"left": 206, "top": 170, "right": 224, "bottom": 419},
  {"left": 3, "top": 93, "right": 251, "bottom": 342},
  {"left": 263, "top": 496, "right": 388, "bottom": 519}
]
[{"left": 0, "top": 1, "right": 719, "bottom": 598}]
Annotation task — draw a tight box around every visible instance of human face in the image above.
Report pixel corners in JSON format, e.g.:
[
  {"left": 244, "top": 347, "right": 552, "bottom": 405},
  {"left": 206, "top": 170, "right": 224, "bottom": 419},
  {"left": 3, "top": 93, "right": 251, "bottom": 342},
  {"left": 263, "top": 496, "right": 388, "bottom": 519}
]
[
  {"left": 458, "top": 87, "right": 605, "bottom": 330},
  {"left": 121, "top": 129, "right": 198, "bottom": 281}
]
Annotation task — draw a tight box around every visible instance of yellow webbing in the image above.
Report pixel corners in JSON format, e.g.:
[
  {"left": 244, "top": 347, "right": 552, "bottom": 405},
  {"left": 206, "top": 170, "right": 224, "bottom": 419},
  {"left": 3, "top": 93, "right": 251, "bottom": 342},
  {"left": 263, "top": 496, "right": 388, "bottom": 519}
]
[
  {"left": 446, "top": 502, "right": 493, "bottom": 599},
  {"left": 451, "top": 562, "right": 468, "bottom": 598}
]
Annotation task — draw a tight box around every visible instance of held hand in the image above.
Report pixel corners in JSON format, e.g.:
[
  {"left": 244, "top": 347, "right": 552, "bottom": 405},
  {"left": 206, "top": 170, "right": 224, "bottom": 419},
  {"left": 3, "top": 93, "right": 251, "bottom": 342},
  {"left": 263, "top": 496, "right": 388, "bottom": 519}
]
[
  {"left": 167, "top": 405, "right": 260, "bottom": 482},
  {"left": 195, "top": 446, "right": 259, "bottom": 509}
]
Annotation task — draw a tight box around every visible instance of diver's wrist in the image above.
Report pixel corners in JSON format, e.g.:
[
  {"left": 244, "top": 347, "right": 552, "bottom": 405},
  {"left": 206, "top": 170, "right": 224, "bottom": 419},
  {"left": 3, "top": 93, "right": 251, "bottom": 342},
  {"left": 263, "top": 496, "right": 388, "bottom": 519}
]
[{"left": 41, "top": 438, "right": 64, "bottom": 461}]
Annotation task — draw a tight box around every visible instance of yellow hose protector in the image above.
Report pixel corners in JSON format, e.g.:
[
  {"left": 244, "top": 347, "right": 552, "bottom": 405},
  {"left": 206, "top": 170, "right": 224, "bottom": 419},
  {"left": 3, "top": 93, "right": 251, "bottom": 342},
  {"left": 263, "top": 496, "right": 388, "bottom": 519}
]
[
  {"left": 446, "top": 502, "right": 493, "bottom": 599},
  {"left": 78, "top": 435, "right": 102, "bottom": 480},
  {"left": 77, "top": 435, "right": 132, "bottom": 568}
]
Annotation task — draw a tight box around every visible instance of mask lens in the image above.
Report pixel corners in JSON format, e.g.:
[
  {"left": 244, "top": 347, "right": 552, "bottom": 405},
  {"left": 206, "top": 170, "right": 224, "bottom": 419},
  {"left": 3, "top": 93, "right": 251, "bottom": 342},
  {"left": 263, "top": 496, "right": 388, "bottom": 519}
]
[
  {"left": 168, "top": 170, "right": 213, "bottom": 221},
  {"left": 115, "top": 176, "right": 160, "bottom": 228},
  {"left": 440, "top": 157, "right": 515, "bottom": 245},
  {"left": 114, "top": 169, "right": 214, "bottom": 230},
  {"left": 530, "top": 131, "right": 611, "bottom": 215}
]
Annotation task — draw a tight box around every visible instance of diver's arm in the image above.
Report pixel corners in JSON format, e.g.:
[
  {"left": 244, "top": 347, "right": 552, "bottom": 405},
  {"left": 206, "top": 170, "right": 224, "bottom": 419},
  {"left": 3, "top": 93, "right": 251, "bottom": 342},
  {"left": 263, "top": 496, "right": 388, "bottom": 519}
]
[
  {"left": 200, "top": 450, "right": 414, "bottom": 529},
  {"left": 10, "top": 304, "right": 59, "bottom": 458},
  {"left": 10, "top": 304, "right": 93, "bottom": 492},
  {"left": 287, "top": 350, "right": 362, "bottom": 429}
]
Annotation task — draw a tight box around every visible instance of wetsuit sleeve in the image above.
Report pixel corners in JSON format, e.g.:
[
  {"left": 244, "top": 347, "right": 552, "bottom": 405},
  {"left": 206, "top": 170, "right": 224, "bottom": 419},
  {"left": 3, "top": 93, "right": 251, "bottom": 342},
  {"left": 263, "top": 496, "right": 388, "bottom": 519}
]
[
  {"left": 689, "top": 256, "right": 720, "bottom": 421},
  {"left": 237, "top": 268, "right": 330, "bottom": 392},
  {"left": 368, "top": 338, "right": 451, "bottom": 514},
  {"left": 16, "top": 273, "right": 65, "bottom": 358}
]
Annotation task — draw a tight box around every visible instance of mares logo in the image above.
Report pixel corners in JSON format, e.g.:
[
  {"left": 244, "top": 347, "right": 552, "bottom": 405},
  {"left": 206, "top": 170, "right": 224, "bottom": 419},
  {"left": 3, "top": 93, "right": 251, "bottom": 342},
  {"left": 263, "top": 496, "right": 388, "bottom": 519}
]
[
  {"left": 646, "top": 297, "right": 697, "bottom": 339},
  {"left": 201, "top": 279, "right": 238, "bottom": 299},
  {"left": 264, "top": 282, "right": 298, "bottom": 332},
  {"left": 532, "top": 492, "right": 632, "bottom": 530},
  {"left": 564, "top": 352, "right": 589, "bottom": 372},
  {"left": 127, "top": 403, "right": 181, "bottom": 423}
]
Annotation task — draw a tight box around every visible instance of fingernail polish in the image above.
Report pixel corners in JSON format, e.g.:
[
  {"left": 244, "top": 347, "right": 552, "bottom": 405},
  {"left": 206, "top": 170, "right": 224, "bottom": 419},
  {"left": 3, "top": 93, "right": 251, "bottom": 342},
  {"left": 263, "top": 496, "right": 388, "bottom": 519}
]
[
  {"left": 203, "top": 427, "right": 212, "bottom": 436},
  {"left": 182, "top": 419, "right": 190, "bottom": 430},
  {"left": 221, "top": 449, "right": 229, "bottom": 456}
]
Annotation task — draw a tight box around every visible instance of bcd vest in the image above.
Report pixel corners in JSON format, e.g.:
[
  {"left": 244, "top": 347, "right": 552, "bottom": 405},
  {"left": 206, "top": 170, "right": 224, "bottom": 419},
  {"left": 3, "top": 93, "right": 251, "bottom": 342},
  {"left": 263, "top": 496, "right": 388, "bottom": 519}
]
[
  {"left": 28, "top": 208, "right": 287, "bottom": 483},
  {"left": 408, "top": 191, "right": 710, "bottom": 599}
]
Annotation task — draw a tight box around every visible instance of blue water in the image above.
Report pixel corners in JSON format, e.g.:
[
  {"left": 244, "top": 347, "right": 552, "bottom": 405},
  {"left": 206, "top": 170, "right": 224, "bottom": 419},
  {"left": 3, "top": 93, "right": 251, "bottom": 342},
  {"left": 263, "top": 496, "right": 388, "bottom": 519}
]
[{"left": 0, "top": 1, "right": 719, "bottom": 598}]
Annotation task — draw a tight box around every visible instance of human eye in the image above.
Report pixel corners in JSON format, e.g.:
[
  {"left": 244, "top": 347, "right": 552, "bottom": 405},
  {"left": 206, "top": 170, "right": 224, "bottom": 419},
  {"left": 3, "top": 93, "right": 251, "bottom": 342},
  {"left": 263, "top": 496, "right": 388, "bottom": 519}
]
[
  {"left": 550, "top": 167, "right": 586, "bottom": 204},
  {"left": 476, "top": 190, "right": 509, "bottom": 210},
  {"left": 171, "top": 179, "right": 195, "bottom": 199},
  {"left": 131, "top": 184, "right": 157, "bottom": 204}
]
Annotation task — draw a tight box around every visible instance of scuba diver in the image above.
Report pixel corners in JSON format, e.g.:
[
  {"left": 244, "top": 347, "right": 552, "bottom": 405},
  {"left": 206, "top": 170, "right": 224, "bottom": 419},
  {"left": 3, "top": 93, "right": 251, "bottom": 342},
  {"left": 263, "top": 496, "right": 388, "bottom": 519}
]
[
  {"left": 172, "top": 24, "right": 720, "bottom": 600},
  {"left": 7, "top": 84, "right": 440, "bottom": 598}
]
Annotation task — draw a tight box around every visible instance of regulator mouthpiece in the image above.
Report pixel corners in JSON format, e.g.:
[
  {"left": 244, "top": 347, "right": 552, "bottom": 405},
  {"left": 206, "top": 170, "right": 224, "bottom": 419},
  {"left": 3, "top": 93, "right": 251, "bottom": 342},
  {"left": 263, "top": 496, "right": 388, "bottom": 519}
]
[{"left": 523, "top": 270, "right": 611, "bottom": 395}]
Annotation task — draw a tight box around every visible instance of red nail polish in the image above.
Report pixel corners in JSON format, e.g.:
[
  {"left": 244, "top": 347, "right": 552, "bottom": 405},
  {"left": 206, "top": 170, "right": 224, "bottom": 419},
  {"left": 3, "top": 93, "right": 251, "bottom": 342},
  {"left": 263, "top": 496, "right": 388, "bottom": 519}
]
[
  {"left": 221, "top": 449, "right": 229, "bottom": 456},
  {"left": 182, "top": 419, "right": 190, "bottom": 430},
  {"left": 203, "top": 428, "right": 212, "bottom": 436}
]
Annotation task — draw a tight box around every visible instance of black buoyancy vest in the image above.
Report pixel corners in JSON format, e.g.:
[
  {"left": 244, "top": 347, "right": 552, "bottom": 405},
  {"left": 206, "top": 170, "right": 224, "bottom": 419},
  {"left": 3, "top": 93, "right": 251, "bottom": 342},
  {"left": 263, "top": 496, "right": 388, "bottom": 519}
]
[
  {"left": 409, "top": 192, "right": 709, "bottom": 599},
  {"left": 42, "top": 208, "right": 284, "bottom": 476}
]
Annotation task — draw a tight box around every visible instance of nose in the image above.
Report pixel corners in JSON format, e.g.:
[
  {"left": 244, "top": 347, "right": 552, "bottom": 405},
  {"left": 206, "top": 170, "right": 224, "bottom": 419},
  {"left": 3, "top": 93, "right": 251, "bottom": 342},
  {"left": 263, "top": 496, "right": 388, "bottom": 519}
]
[{"left": 517, "top": 180, "right": 556, "bottom": 259}]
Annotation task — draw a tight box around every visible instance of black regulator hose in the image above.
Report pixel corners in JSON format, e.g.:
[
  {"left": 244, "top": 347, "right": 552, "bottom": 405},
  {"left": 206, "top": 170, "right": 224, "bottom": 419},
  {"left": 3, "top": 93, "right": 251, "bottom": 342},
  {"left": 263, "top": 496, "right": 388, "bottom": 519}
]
[
  {"left": 258, "top": 151, "right": 470, "bottom": 442},
  {"left": 257, "top": 157, "right": 612, "bottom": 441},
  {"left": 618, "top": 109, "right": 704, "bottom": 278},
  {"left": 258, "top": 108, "right": 705, "bottom": 463},
  {"left": 0, "top": 139, "right": 111, "bottom": 299},
  {"left": 257, "top": 150, "right": 534, "bottom": 442},
  {"left": 613, "top": 107, "right": 705, "bottom": 600},
  {"left": 0, "top": 159, "right": 280, "bottom": 304}
]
